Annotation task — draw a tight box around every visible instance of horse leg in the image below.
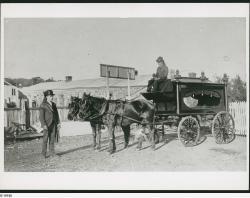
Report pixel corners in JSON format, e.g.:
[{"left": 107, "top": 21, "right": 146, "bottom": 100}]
[
  {"left": 121, "top": 125, "right": 130, "bottom": 149},
  {"left": 107, "top": 124, "right": 116, "bottom": 154},
  {"left": 154, "top": 131, "right": 160, "bottom": 144},
  {"left": 150, "top": 126, "right": 156, "bottom": 150},
  {"left": 90, "top": 122, "right": 97, "bottom": 150},
  {"left": 96, "top": 124, "right": 101, "bottom": 150}
]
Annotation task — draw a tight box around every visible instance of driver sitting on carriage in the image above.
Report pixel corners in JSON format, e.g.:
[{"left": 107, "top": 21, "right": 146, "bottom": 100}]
[{"left": 147, "top": 56, "right": 173, "bottom": 93}]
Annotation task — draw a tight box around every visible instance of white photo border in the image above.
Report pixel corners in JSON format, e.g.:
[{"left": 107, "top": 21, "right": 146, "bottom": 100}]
[{"left": 0, "top": 3, "right": 249, "bottom": 190}]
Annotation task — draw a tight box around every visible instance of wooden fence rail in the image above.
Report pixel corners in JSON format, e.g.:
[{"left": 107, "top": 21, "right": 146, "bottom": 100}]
[
  {"left": 4, "top": 102, "right": 247, "bottom": 136},
  {"left": 4, "top": 107, "right": 69, "bottom": 128}
]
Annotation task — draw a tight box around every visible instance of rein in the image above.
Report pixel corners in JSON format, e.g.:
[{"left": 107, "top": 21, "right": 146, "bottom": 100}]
[{"left": 81, "top": 96, "right": 152, "bottom": 125}]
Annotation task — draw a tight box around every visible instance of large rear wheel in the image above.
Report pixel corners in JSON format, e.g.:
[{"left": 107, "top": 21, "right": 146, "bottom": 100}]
[{"left": 212, "top": 111, "right": 235, "bottom": 144}]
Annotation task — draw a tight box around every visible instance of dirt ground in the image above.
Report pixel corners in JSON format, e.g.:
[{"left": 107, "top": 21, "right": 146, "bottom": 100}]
[{"left": 4, "top": 128, "right": 247, "bottom": 172}]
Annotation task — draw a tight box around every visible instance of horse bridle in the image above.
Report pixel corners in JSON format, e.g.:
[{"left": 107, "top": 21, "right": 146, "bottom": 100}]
[{"left": 69, "top": 99, "right": 81, "bottom": 119}]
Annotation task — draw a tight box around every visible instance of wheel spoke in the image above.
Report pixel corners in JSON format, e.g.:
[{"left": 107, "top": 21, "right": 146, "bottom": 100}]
[{"left": 178, "top": 117, "right": 200, "bottom": 146}]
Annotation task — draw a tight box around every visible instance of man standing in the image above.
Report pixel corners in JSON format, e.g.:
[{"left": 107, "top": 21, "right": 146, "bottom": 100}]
[
  {"left": 152, "top": 56, "right": 169, "bottom": 92},
  {"left": 39, "top": 90, "right": 61, "bottom": 158}
]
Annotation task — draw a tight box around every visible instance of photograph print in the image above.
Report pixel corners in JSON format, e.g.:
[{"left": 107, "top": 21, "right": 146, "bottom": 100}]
[{"left": 1, "top": 3, "right": 249, "bottom": 191}]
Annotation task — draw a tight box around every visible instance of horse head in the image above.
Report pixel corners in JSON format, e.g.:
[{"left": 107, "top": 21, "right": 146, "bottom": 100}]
[
  {"left": 67, "top": 96, "right": 82, "bottom": 121},
  {"left": 79, "top": 93, "right": 95, "bottom": 120},
  {"left": 79, "top": 93, "right": 106, "bottom": 121}
]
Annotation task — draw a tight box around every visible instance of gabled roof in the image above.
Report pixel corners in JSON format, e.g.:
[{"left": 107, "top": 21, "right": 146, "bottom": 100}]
[
  {"left": 4, "top": 80, "right": 28, "bottom": 99},
  {"left": 4, "top": 80, "right": 15, "bottom": 86}
]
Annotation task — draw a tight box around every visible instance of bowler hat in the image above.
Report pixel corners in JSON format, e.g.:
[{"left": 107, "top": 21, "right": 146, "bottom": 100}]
[
  {"left": 44, "top": 90, "right": 55, "bottom": 97},
  {"left": 156, "top": 56, "right": 164, "bottom": 63}
]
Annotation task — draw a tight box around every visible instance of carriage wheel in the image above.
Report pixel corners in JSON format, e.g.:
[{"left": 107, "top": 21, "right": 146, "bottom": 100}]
[
  {"left": 212, "top": 111, "right": 235, "bottom": 144},
  {"left": 177, "top": 116, "right": 200, "bottom": 147}
]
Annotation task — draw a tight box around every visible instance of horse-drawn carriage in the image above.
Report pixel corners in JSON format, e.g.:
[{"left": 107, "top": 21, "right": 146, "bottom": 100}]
[
  {"left": 68, "top": 72, "right": 235, "bottom": 153},
  {"left": 141, "top": 73, "right": 235, "bottom": 147}
]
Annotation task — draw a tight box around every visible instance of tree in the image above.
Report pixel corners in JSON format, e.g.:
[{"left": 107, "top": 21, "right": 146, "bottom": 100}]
[
  {"left": 45, "top": 77, "right": 55, "bottom": 82},
  {"left": 32, "top": 77, "right": 44, "bottom": 85},
  {"left": 230, "top": 75, "right": 246, "bottom": 101},
  {"left": 214, "top": 75, "right": 246, "bottom": 102}
]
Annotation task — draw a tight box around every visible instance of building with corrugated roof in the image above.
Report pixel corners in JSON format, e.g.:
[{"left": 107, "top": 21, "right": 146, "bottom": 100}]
[{"left": 21, "top": 75, "right": 151, "bottom": 107}]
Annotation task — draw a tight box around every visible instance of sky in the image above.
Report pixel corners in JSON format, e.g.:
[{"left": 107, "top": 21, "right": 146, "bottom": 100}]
[{"left": 4, "top": 18, "right": 246, "bottom": 81}]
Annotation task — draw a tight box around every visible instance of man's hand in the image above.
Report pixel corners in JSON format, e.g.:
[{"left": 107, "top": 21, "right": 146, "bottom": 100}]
[{"left": 57, "top": 123, "right": 61, "bottom": 129}]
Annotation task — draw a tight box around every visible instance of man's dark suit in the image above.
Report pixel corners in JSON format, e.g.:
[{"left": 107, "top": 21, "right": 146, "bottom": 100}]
[{"left": 39, "top": 101, "right": 60, "bottom": 157}]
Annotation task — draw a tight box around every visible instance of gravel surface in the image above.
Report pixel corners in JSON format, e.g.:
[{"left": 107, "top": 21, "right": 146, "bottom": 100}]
[{"left": 4, "top": 128, "right": 247, "bottom": 172}]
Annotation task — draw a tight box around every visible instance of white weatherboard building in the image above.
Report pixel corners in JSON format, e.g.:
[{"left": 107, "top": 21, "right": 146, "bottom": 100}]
[
  {"left": 21, "top": 75, "right": 151, "bottom": 107},
  {"left": 4, "top": 81, "right": 20, "bottom": 108}
]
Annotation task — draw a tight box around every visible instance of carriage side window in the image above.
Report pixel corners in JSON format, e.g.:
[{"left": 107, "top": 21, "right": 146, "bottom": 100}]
[{"left": 183, "top": 90, "right": 221, "bottom": 109}]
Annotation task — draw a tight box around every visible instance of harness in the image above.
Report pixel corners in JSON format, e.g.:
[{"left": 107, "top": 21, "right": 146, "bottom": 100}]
[{"left": 87, "top": 99, "right": 143, "bottom": 125}]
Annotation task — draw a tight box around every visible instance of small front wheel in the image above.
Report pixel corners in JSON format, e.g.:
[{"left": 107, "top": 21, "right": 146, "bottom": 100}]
[{"left": 177, "top": 116, "right": 200, "bottom": 147}]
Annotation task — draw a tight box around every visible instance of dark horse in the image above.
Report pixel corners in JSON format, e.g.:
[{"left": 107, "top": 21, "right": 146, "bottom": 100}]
[
  {"left": 67, "top": 96, "right": 102, "bottom": 150},
  {"left": 78, "top": 93, "right": 155, "bottom": 154}
]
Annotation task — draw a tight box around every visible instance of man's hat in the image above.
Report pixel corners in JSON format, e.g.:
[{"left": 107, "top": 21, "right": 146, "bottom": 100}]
[
  {"left": 44, "top": 90, "right": 55, "bottom": 97},
  {"left": 156, "top": 56, "right": 164, "bottom": 63}
]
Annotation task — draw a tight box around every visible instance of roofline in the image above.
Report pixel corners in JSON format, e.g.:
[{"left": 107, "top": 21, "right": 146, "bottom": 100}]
[
  {"left": 22, "top": 85, "right": 147, "bottom": 92},
  {"left": 176, "top": 81, "right": 225, "bottom": 86},
  {"left": 4, "top": 80, "right": 16, "bottom": 87}
]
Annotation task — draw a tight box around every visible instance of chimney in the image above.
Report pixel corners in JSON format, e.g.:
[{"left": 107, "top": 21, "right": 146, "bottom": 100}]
[
  {"left": 65, "top": 76, "right": 72, "bottom": 82},
  {"left": 188, "top": 72, "right": 196, "bottom": 78}
]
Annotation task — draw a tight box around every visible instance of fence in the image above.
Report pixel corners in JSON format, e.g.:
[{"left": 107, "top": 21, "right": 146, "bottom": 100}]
[
  {"left": 4, "top": 102, "right": 247, "bottom": 136},
  {"left": 4, "top": 108, "right": 26, "bottom": 127},
  {"left": 229, "top": 102, "right": 247, "bottom": 136},
  {"left": 4, "top": 107, "right": 69, "bottom": 128}
]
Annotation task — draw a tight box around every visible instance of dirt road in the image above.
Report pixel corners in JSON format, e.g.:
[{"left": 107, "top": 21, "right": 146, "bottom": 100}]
[{"left": 4, "top": 129, "right": 247, "bottom": 172}]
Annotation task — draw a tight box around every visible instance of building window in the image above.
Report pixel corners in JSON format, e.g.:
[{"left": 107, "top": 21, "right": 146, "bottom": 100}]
[{"left": 12, "top": 88, "right": 16, "bottom": 96}]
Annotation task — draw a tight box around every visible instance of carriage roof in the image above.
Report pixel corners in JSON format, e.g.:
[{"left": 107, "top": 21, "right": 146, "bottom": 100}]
[
  {"left": 142, "top": 77, "right": 226, "bottom": 100},
  {"left": 141, "top": 76, "right": 227, "bottom": 115},
  {"left": 170, "top": 77, "right": 224, "bottom": 86}
]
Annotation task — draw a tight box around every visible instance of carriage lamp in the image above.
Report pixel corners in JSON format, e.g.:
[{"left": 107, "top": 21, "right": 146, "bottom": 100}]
[
  {"left": 222, "top": 73, "right": 229, "bottom": 84},
  {"left": 174, "top": 70, "right": 181, "bottom": 79}
]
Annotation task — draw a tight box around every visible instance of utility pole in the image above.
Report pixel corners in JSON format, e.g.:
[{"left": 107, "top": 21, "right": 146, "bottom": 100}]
[
  {"left": 106, "top": 68, "right": 110, "bottom": 99},
  {"left": 127, "top": 70, "right": 131, "bottom": 100}
]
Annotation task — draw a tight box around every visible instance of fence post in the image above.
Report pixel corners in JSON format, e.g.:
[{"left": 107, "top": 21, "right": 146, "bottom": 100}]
[{"left": 25, "top": 100, "right": 30, "bottom": 129}]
